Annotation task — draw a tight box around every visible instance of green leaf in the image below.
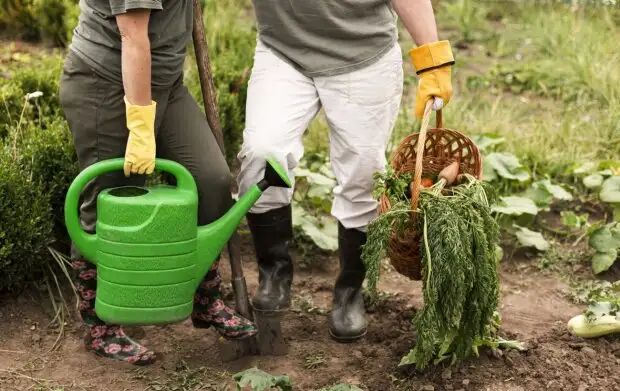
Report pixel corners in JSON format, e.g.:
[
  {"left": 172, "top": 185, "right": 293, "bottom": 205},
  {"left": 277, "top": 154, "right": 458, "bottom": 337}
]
[
  {"left": 471, "top": 133, "right": 505, "bottom": 151},
  {"left": 292, "top": 203, "right": 338, "bottom": 251},
  {"left": 561, "top": 211, "right": 589, "bottom": 229},
  {"left": 484, "top": 152, "right": 530, "bottom": 182},
  {"left": 598, "top": 160, "right": 620, "bottom": 175},
  {"left": 539, "top": 180, "right": 573, "bottom": 201},
  {"left": 591, "top": 250, "right": 618, "bottom": 275},
  {"left": 588, "top": 224, "right": 620, "bottom": 253},
  {"left": 572, "top": 161, "right": 597, "bottom": 175},
  {"left": 524, "top": 186, "right": 553, "bottom": 209},
  {"left": 514, "top": 225, "right": 550, "bottom": 252},
  {"left": 525, "top": 180, "right": 572, "bottom": 208},
  {"left": 583, "top": 174, "right": 604, "bottom": 189},
  {"left": 599, "top": 176, "right": 620, "bottom": 204},
  {"left": 232, "top": 367, "right": 292, "bottom": 391},
  {"left": 492, "top": 196, "right": 539, "bottom": 216}
]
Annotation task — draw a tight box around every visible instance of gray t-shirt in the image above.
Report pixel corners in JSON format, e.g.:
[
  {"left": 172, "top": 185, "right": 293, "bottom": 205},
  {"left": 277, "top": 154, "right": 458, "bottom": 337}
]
[
  {"left": 69, "top": 0, "right": 192, "bottom": 87},
  {"left": 251, "top": 0, "right": 398, "bottom": 78}
]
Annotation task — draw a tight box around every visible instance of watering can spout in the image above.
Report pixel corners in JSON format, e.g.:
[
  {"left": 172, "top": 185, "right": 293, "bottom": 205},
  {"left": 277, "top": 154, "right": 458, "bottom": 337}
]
[{"left": 195, "top": 157, "right": 291, "bottom": 285}]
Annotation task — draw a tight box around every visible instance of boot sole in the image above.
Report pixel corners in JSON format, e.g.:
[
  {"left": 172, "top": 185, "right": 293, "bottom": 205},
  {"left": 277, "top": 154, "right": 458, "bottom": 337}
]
[
  {"left": 250, "top": 302, "right": 291, "bottom": 314},
  {"left": 328, "top": 328, "right": 367, "bottom": 343},
  {"left": 191, "top": 317, "right": 258, "bottom": 341}
]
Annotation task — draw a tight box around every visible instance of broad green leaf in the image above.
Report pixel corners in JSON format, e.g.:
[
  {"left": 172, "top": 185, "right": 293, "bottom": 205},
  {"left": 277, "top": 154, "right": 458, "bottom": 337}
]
[
  {"left": 599, "top": 176, "right": 620, "bottom": 203},
  {"left": 561, "top": 211, "right": 589, "bottom": 229},
  {"left": 538, "top": 180, "right": 573, "bottom": 201},
  {"left": 292, "top": 203, "right": 338, "bottom": 251},
  {"left": 492, "top": 196, "right": 539, "bottom": 216},
  {"left": 299, "top": 218, "right": 338, "bottom": 251},
  {"left": 471, "top": 133, "right": 505, "bottom": 151},
  {"left": 482, "top": 158, "right": 498, "bottom": 182},
  {"left": 525, "top": 180, "right": 572, "bottom": 207},
  {"left": 583, "top": 174, "right": 604, "bottom": 189},
  {"left": 588, "top": 224, "right": 620, "bottom": 253},
  {"left": 572, "top": 161, "right": 597, "bottom": 175},
  {"left": 524, "top": 186, "right": 553, "bottom": 209},
  {"left": 514, "top": 226, "right": 550, "bottom": 251},
  {"left": 598, "top": 160, "right": 620, "bottom": 175},
  {"left": 484, "top": 152, "right": 530, "bottom": 182},
  {"left": 233, "top": 367, "right": 292, "bottom": 391},
  {"left": 591, "top": 250, "right": 618, "bottom": 275}
]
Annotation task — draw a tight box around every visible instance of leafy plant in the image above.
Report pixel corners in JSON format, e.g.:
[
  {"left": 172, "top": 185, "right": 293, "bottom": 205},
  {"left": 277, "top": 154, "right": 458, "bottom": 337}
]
[
  {"left": 232, "top": 368, "right": 292, "bottom": 391},
  {"left": 482, "top": 152, "right": 531, "bottom": 183},
  {"left": 599, "top": 176, "right": 620, "bottom": 222},
  {"left": 587, "top": 222, "right": 620, "bottom": 274},
  {"left": 290, "top": 158, "right": 339, "bottom": 253}
]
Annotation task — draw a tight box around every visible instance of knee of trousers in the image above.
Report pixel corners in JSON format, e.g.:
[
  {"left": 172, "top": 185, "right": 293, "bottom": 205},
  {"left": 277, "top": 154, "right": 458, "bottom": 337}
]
[
  {"left": 236, "top": 141, "right": 295, "bottom": 214},
  {"left": 193, "top": 165, "right": 235, "bottom": 225}
]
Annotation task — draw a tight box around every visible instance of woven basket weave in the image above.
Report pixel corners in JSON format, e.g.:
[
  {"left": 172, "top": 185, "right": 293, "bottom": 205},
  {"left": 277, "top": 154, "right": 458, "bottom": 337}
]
[{"left": 378, "top": 101, "right": 483, "bottom": 280}]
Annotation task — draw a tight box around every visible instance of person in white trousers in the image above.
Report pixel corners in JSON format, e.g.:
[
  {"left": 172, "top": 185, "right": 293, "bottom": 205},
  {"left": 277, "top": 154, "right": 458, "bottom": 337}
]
[{"left": 237, "top": 0, "right": 455, "bottom": 342}]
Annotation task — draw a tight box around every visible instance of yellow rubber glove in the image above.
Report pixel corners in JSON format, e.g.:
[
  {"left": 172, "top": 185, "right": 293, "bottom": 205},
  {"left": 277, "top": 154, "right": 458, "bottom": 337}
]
[
  {"left": 123, "top": 96, "right": 157, "bottom": 176},
  {"left": 409, "top": 40, "right": 455, "bottom": 118}
]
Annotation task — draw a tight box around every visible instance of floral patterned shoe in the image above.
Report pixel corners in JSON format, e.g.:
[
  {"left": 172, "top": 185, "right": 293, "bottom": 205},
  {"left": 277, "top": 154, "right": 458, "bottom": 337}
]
[
  {"left": 191, "top": 258, "right": 258, "bottom": 340},
  {"left": 72, "top": 258, "right": 156, "bottom": 365},
  {"left": 84, "top": 325, "right": 156, "bottom": 365}
]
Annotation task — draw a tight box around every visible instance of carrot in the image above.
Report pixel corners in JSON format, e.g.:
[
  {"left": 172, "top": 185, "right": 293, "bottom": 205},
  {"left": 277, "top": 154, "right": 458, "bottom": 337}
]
[
  {"left": 438, "top": 161, "right": 460, "bottom": 186},
  {"left": 421, "top": 178, "right": 434, "bottom": 188}
]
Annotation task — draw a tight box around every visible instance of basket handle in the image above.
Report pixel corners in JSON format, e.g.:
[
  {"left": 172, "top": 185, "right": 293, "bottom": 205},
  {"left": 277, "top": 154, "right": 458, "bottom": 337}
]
[{"left": 410, "top": 99, "right": 441, "bottom": 214}]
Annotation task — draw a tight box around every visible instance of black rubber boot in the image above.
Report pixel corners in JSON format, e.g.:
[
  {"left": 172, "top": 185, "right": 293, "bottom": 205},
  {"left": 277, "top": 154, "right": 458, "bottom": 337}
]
[
  {"left": 246, "top": 204, "right": 294, "bottom": 312},
  {"left": 328, "top": 222, "right": 368, "bottom": 342}
]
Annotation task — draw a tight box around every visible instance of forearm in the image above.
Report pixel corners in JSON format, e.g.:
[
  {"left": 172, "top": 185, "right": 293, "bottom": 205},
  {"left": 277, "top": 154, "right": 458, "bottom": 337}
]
[
  {"left": 392, "top": 0, "right": 439, "bottom": 45},
  {"left": 120, "top": 35, "right": 152, "bottom": 105},
  {"left": 116, "top": 9, "right": 152, "bottom": 105}
]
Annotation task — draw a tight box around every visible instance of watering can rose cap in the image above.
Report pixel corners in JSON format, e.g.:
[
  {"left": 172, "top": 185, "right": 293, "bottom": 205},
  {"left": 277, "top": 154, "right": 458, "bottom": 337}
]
[
  {"left": 409, "top": 40, "right": 455, "bottom": 118},
  {"left": 64, "top": 157, "right": 290, "bottom": 326}
]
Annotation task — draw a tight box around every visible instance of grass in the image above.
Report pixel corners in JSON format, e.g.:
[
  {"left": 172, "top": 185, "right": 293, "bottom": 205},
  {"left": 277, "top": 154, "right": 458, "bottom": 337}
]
[
  {"left": 304, "top": 1, "right": 620, "bottom": 179},
  {"left": 1, "top": 0, "right": 619, "bottom": 388}
]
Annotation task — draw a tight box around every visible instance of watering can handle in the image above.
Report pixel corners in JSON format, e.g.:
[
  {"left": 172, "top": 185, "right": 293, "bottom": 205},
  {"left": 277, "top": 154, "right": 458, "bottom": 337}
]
[{"left": 64, "top": 158, "right": 198, "bottom": 263}]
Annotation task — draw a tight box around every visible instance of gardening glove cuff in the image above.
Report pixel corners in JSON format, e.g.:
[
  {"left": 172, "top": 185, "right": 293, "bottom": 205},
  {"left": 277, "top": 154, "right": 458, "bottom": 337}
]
[
  {"left": 124, "top": 96, "right": 157, "bottom": 177},
  {"left": 409, "top": 40, "right": 455, "bottom": 118}
]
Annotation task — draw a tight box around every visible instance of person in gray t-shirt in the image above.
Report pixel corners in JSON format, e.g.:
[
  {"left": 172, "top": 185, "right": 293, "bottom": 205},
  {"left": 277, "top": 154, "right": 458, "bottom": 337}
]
[
  {"left": 238, "top": 0, "right": 455, "bottom": 342},
  {"left": 60, "top": 0, "right": 258, "bottom": 366}
]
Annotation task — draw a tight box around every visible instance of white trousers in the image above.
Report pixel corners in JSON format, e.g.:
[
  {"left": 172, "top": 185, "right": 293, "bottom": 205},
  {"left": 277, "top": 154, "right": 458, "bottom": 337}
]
[{"left": 236, "top": 39, "right": 404, "bottom": 230}]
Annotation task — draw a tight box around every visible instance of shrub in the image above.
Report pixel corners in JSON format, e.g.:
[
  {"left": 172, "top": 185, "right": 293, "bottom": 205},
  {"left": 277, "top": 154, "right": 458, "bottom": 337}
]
[
  {"left": 17, "top": 117, "right": 78, "bottom": 235},
  {"left": 0, "top": 53, "right": 64, "bottom": 141},
  {"left": 0, "top": 148, "right": 54, "bottom": 293},
  {"left": 0, "top": 0, "right": 78, "bottom": 46}
]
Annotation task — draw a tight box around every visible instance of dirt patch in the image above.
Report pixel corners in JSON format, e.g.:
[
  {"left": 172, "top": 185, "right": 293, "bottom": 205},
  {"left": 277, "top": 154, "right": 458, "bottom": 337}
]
[{"left": 1, "top": 228, "right": 619, "bottom": 391}]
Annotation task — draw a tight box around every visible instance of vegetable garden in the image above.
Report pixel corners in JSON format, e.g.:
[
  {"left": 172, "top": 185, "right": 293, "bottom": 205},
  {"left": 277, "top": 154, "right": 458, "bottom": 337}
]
[{"left": 0, "top": 0, "right": 619, "bottom": 390}]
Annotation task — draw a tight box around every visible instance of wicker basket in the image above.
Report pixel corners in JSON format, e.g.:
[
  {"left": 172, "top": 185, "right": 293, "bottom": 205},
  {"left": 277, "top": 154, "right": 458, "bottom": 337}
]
[{"left": 378, "top": 102, "right": 483, "bottom": 280}]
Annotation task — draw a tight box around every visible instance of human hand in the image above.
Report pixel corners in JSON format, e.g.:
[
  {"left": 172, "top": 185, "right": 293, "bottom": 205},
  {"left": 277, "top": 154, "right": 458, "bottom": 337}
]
[
  {"left": 123, "top": 96, "right": 157, "bottom": 176},
  {"left": 409, "top": 40, "right": 455, "bottom": 118}
]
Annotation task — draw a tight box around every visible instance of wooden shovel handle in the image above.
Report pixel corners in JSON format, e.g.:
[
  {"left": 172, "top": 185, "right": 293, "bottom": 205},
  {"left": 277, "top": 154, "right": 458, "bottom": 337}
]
[
  {"left": 410, "top": 99, "right": 442, "bottom": 214},
  {"left": 191, "top": 0, "right": 225, "bottom": 155}
]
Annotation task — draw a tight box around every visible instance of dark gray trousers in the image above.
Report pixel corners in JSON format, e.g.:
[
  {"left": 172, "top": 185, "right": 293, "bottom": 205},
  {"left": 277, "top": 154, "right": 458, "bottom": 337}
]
[{"left": 59, "top": 50, "right": 233, "bottom": 261}]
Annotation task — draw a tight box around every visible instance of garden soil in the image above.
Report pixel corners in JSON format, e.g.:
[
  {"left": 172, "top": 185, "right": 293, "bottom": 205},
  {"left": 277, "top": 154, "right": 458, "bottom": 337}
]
[{"left": 0, "top": 226, "right": 619, "bottom": 391}]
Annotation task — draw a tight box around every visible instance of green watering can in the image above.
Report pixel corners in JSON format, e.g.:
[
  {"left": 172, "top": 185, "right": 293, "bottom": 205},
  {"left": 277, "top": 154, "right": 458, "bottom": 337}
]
[{"left": 64, "top": 157, "right": 291, "bottom": 326}]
